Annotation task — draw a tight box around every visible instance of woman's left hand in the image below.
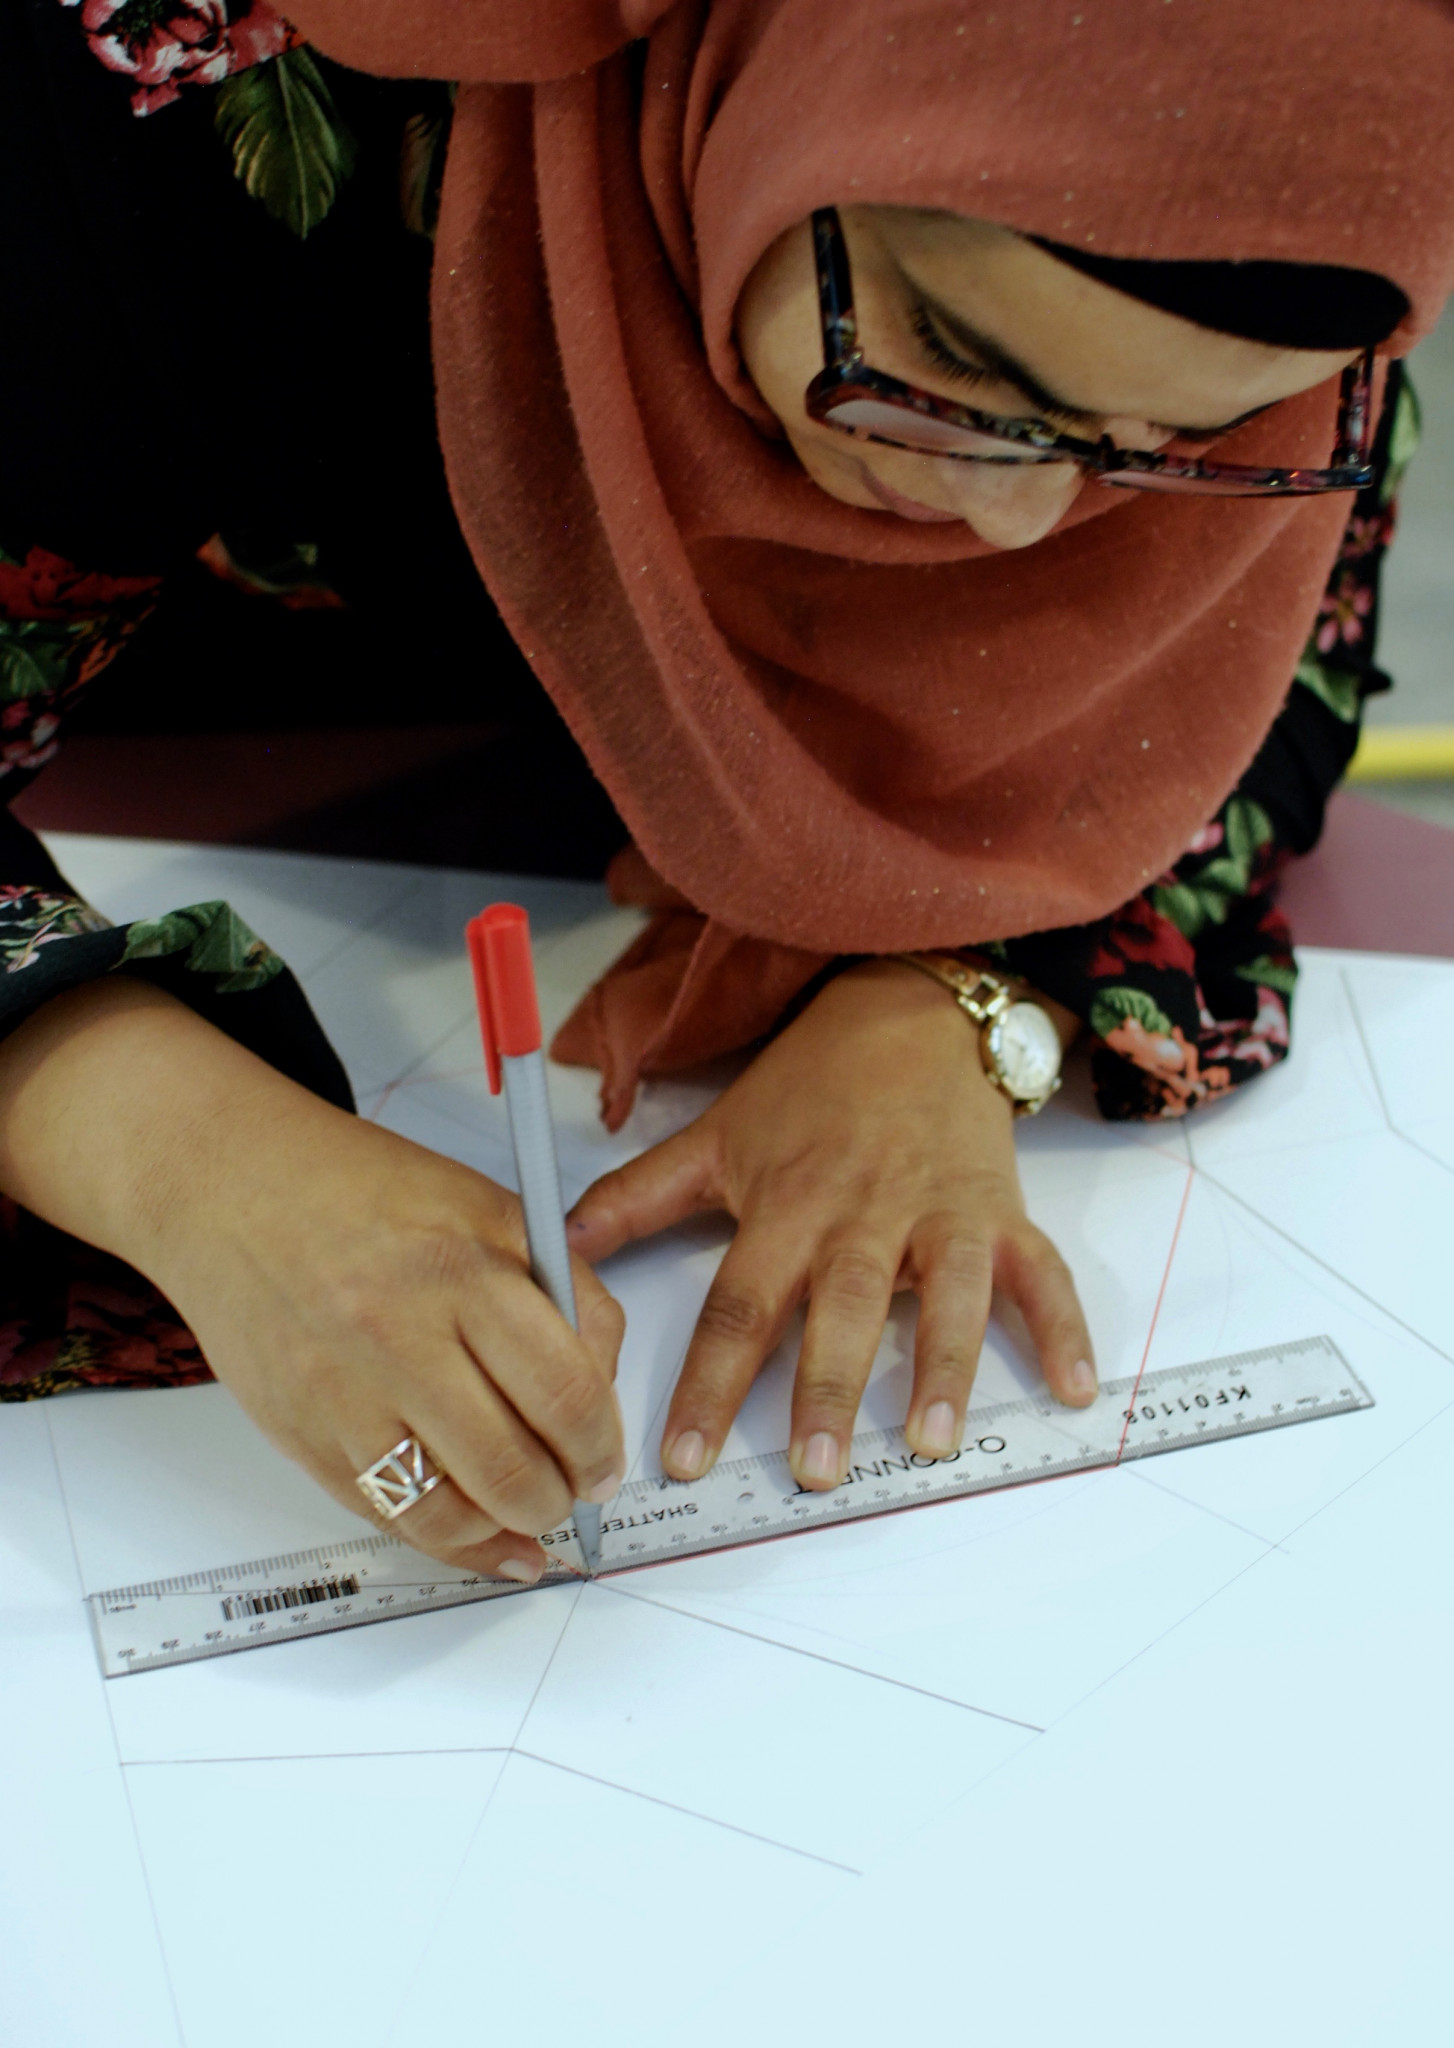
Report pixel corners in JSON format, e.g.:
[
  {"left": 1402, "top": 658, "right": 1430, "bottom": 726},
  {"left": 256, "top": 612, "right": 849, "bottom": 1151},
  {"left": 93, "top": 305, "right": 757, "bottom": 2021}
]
[{"left": 566, "top": 959, "right": 1096, "bottom": 1491}]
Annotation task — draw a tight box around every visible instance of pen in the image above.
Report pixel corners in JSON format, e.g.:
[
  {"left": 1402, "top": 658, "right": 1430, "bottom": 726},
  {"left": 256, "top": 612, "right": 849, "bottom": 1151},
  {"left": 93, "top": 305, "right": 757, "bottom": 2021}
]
[{"left": 466, "top": 903, "right": 603, "bottom": 1576}]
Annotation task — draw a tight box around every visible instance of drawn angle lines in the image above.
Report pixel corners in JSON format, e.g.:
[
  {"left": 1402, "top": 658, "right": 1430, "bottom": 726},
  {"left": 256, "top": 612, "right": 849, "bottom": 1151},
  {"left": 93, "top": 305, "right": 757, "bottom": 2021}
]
[
  {"left": 1340, "top": 967, "right": 1454, "bottom": 1180},
  {"left": 1113, "top": 1163, "right": 1196, "bottom": 1464},
  {"left": 591, "top": 1577, "right": 1046, "bottom": 1732}
]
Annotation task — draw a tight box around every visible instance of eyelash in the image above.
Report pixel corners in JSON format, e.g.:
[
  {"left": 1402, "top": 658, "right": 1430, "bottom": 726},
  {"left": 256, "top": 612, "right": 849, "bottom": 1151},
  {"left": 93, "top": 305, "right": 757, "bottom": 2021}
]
[
  {"left": 908, "top": 306, "right": 994, "bottom": 390},
  {"left": 907, "top": 306, "right": 1084, "bottom": 429}
]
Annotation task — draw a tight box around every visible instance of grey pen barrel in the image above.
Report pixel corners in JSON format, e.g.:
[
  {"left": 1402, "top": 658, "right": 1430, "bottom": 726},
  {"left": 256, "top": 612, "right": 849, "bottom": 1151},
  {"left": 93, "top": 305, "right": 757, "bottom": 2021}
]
[
  {"left": 499, "top": 1050, "right": 602, "bottom": 1572},
  {"left": 501, "top": 1051, "right": 577, "bottom": 1330}
]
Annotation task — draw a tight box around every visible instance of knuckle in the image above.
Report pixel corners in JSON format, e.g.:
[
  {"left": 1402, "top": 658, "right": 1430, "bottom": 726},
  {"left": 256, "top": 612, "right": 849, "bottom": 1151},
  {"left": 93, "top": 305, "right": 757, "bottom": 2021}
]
[
  {"left": 476, "top": 1441, "right": 555, "bottom": 1522},
  {"left": 929, "top": 1232, "right": 994, "bottom": 1286},
  {"left": 287, "top": 1344, "right": 352, "bottom": 1421},
  {"left": 321, "top": 1271, "right": 397, "bottom": 1350},
  {"left": 924, "top": 1342, "right": 980, "bottom": 1381},
  {"left": 1014, "top": 1225, "right": 1073, "bottom": 1282},
  {"left": 589, "top": 1292, "right": 627, "bottom": 1346},
  {"left": 413, "top": 1229, "right": 493, "bottom": 1295},
  {"left": 579, "top": 1169, "right": 625, "bottom": 1220},
  {"left": 332, "top": 1230, "right": 490, "bottom": 1336},
  {"left": 799, "top": 1368, "right": 863, "bottom": 1418},
  {"left": 389, "top": 1489, "right": 491, "bottom": 1562},
  {"left": 819, "top": 1246, "right": 891, "bottom": 1306},
  {"left": 546, "top": 1366, "right": 609, "bottom": 1440},
  {"left": 696, "top": 1284, "right": 773, "bottom": 1346}
]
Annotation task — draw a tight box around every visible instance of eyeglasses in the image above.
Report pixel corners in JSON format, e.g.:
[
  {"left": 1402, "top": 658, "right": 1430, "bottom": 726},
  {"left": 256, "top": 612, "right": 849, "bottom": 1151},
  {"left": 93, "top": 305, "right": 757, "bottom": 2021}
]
[{"left": 804, "top": 208, "right": 1376, "bottom": 497}]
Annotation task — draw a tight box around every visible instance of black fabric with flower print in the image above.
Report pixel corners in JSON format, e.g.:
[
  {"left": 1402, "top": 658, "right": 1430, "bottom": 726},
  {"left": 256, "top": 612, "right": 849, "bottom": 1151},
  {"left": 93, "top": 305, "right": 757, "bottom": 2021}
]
[{"left": 0, "top": 0, "right": 450, "bottom": 568}]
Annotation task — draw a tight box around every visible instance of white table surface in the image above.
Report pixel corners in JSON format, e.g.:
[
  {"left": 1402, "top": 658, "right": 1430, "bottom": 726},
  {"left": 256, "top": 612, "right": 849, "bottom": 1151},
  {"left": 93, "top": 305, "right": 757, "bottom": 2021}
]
[{"left": 5, "top": 834, "right": 1452, "bottom": 2048}]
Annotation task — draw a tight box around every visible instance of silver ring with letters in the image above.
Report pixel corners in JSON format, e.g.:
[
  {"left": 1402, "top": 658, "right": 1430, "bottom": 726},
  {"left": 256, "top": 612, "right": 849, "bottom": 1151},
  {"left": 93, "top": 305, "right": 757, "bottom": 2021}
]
[{"left": 355, "top": 1435, "right": 446, "bottom": 1521}]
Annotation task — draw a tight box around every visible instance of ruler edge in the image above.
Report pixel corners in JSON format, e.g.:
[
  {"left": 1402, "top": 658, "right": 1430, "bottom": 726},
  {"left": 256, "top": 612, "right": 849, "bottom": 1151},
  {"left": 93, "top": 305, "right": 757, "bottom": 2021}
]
[
  {"left": 86, "top": 1335, "right": 1373, "bottom": 1675},
  {"left": 89, "top": 1567, "right": 581, "bottom": 1679},
  {"left": 593, "top": 1340, "right": 1374, "bottom": 1577}
]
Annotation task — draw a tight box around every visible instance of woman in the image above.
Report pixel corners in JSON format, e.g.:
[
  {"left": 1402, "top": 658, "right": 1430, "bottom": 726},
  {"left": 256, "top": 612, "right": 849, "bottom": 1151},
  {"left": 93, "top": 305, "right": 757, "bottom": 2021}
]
[{"left": 0, "top": 0, "right": 1450, "bottom": 1585}]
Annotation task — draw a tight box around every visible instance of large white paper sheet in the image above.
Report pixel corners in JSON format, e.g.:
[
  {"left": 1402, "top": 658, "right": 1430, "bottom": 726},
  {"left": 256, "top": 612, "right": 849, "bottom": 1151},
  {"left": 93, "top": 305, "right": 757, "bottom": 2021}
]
[{"left": 6, "top": 837, "right": 1451, "bottom": 2048}]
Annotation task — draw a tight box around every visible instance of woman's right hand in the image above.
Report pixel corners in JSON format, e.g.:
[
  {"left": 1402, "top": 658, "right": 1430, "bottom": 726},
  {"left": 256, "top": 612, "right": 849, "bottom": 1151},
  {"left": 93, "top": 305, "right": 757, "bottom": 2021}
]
[{"left": 0, "top": 977, "right": 625, "bottom": 1583}]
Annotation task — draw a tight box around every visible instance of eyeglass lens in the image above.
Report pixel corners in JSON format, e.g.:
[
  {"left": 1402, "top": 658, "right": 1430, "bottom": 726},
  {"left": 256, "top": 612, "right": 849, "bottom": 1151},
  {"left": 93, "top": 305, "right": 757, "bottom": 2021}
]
[{"left": 820, "top": 393, "right": 1062, "bottom": 461}]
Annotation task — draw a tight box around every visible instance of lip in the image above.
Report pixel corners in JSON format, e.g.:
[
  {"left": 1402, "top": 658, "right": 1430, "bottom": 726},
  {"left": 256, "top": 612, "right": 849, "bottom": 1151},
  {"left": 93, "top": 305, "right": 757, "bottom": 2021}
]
[{"left": 857, "top": 462, "right": 962, "bottom": 523}]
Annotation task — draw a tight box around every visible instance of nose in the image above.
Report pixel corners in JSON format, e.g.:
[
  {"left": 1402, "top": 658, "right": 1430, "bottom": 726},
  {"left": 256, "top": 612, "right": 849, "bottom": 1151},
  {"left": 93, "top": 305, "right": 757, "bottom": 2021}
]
[{"left": 935, "top": 457, "right": 1086, "bottom": 550}]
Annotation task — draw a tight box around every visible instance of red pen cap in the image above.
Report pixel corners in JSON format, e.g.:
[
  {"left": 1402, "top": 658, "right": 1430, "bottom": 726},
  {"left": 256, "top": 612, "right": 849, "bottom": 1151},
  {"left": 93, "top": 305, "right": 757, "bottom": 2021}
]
[{"left": 466, "top": 903, "right": 542, "bottom": 1095}]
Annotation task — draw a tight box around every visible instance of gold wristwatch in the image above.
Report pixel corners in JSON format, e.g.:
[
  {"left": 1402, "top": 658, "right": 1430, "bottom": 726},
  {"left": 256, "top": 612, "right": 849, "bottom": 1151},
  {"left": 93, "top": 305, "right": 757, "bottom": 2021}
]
[{"left": 896, "top": 954, "right": 1063, "bottom": 1116}]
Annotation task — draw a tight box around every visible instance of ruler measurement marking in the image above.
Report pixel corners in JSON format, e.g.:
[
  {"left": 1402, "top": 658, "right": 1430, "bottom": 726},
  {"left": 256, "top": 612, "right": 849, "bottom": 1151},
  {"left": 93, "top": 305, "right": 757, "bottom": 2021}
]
[{"left": 87, "top": 1337, "right": 1372, "bottom": 1676}]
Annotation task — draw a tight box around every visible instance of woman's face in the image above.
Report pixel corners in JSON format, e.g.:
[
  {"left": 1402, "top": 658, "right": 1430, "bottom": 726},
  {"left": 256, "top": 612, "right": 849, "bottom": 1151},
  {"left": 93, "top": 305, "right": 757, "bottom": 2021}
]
[{"left": 737, "top": 205, "right": 1357, "bottom": 550}]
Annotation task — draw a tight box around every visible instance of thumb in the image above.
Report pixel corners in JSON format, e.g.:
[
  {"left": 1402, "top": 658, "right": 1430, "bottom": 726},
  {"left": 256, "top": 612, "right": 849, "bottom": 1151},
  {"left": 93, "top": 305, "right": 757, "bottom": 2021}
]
[{"left": 567, "top": 1122, "right": 719, "bottom": 1261}]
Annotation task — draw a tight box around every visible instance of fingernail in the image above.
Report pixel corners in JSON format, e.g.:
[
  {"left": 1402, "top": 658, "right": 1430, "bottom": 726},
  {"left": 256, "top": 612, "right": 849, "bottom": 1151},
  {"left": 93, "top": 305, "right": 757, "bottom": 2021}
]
[
  {"left": 496, "top": 1557, "right": 545, "bottom": 1585},
  {"left": 666, "top": 1430, "right": 707, "bottom": 1480},
  {"left": 800, "top": 1431, "right": 841, "bottom": 1485},
  {"left": 1070, "top": 1358, "right": 1098, "bottom": 1396},
  {"left": 921, "top": 1400, "right": 958, "bottom": 1456},
  {"left": 585, "top": 1469, "right": 625, "bottom": 1504}
]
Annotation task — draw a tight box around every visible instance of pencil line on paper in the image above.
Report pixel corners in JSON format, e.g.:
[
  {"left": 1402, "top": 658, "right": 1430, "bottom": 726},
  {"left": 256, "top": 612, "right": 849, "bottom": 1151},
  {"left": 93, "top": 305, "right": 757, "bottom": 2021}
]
[
  {"left": 1276, "top": 1389, "right": 1454, "bottom": 1551},
  {"left": 121, "top": 1747, "right": 516, "bottom": 1768},
  {"left": 366, "top": 1078, "right": 404, "bottom": 1120},
  {"left": 114, "top": 1766, "right": 191, "bottom": 2048},
  {"left": 1384, "top": 1124, "right": 1454, "bottom": 1179},
  {"left": 1123, "top": 1463, "right": 1289, "bottom": 1551},
  {"left": 509, "top": 1582, "right": 585, "bottom": 1751},
  {"left": 387, "top": 1001, "right": 483, "bottom": 1094},
  {"left": 1113, "top": 1162, "right": 1195, "bottom": 1464},
  {"left": 385, "top": 1063, "right": 485, "bottom": 1094},
  {"left": 43, "top": 1410, "right": 188, "bottom": 2047},
  {"left": 1191, "top": 1165, "right": 1454, "bottom": 1366},
  {"left": 1045, "top": 1539, "right": 1281, "bottom": 1730},
  {"left": 1339, "top": 966, "right": 1395, "bottom": 1128},
  {"left": 510, "top": 1750, "right": 862, "bottom": 1873},
  {"left": 595, "top": 1579, "right": 1045, "bottom": 1731},
  {"left": 1340, "top": 971, "right": 1454, "bottom": 1179},
  {"left": 299, "top": 869, "right": 429, "bottom": 984},
  {"left": 375, "top": 1582, "right": 587, "bottom": 2047},
  {"left": 44, "top": 1406, "right": 136, "bottom": 1779}
]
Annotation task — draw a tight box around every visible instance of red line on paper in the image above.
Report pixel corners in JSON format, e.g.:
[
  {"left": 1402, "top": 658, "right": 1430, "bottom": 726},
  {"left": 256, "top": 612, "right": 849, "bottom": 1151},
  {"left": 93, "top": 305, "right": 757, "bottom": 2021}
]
[{"left": 1113, "top": 1163, "right": 1195, "bottom": 1465}]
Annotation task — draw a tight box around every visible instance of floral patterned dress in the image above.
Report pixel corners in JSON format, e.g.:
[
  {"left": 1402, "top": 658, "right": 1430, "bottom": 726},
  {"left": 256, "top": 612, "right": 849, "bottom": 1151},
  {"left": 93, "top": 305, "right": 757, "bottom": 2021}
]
[{"left": 0, "top": 0, "right": 1421, "bottom": 1400}]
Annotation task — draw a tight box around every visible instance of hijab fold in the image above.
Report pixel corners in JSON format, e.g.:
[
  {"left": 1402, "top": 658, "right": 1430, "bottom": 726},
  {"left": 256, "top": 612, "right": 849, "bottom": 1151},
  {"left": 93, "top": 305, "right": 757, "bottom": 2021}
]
[{"left": 285, "top": 0, "right": 1454, "bottom": 1123}]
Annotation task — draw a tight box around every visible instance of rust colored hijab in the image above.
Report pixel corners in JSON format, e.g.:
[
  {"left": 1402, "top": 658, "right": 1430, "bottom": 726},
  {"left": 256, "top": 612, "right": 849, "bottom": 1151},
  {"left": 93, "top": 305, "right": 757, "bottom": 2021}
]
[{"left": 290, "top": 0, "right": 1454, "bottom": 1123}]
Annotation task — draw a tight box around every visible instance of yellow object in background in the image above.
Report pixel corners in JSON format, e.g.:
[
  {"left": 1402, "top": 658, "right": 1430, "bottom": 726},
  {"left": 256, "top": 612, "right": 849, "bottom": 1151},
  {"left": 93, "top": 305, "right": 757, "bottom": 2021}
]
[{"left": 1347, "top": 724, "right": 1454, "bottom": 780}]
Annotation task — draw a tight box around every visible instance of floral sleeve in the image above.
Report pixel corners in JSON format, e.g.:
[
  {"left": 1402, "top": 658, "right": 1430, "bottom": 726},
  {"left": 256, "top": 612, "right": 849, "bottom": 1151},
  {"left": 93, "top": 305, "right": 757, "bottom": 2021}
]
[
  {"left": 0, "top": 887, "right": 354, "bottom": 1401},
  {"left": 0, "top": 542, "right": 352, "bottom": 1401},
  {"left": 994, "top": 363, "right": 1418, "bottom": 1121}
]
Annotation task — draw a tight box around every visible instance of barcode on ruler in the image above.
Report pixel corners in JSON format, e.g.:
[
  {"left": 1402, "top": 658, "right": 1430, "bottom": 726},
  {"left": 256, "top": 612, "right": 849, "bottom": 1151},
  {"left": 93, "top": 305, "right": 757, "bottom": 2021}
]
[{"left": 219, "top": 1576, "right": 360, "bottom": 1621}]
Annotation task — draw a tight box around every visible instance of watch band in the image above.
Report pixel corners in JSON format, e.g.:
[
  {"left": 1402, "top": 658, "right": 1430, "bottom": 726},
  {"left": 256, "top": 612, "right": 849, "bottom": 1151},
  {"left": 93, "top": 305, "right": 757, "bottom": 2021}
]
[
  {"left": 893, "top": 951, "right": 1015, "bottom": 1024},
  {"left": 894, "top": 952, "right": 1062, "bottom": 1117}
]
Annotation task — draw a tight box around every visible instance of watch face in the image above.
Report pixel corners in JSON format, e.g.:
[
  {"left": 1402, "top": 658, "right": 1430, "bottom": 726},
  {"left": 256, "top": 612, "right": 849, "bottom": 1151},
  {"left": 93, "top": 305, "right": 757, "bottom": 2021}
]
[{"left": 987, "top": 1001, "right": 1062, "bottom": 1100}]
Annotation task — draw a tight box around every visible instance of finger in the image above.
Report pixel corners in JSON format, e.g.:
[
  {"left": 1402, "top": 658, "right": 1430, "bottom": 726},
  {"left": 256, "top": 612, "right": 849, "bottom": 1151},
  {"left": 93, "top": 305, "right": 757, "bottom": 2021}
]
[
  {"left": 318, "top": 1450, "right": 552, "bottom": 1585},
  {"left": 567, "top": 1123, "right": 721, "bottom": 1261},
  {"left": 659, "top": 1220, "right": 808, "bottom": 1481},
  {"left": 996, "top": 1223, "right": 1097, "bottom": 1406},
  {"left": 379, "top": 1343, "right": 580, "bottom": 1536},
  {"left": 573, "top": 1258, "right": 627, "bottom": 1383},
  {"left": 903, "top": 1223, "right": 995, "bottom": 1458},
  {"left": 789, "top": 1231, "right": 900, "bottom": 1490},
  {"left": 376, "top": 1481, "right": 552, "bottom": 1583},
  {"left": 456, "top": 1254, "right": 625, "bottom": 1503}
]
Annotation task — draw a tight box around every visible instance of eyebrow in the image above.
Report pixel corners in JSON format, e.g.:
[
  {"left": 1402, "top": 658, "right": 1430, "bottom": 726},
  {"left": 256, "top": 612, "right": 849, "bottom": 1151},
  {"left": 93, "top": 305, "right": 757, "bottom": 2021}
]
[{"left": 910, "top": 284, "right": 1276, "bottom": 441}]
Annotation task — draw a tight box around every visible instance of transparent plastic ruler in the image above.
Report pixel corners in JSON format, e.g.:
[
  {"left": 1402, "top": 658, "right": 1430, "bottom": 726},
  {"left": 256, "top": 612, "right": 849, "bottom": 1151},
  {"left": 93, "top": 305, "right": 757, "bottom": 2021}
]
[{"left": 89, "top": 1335, "right": 1370, "bottom": 1677}]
